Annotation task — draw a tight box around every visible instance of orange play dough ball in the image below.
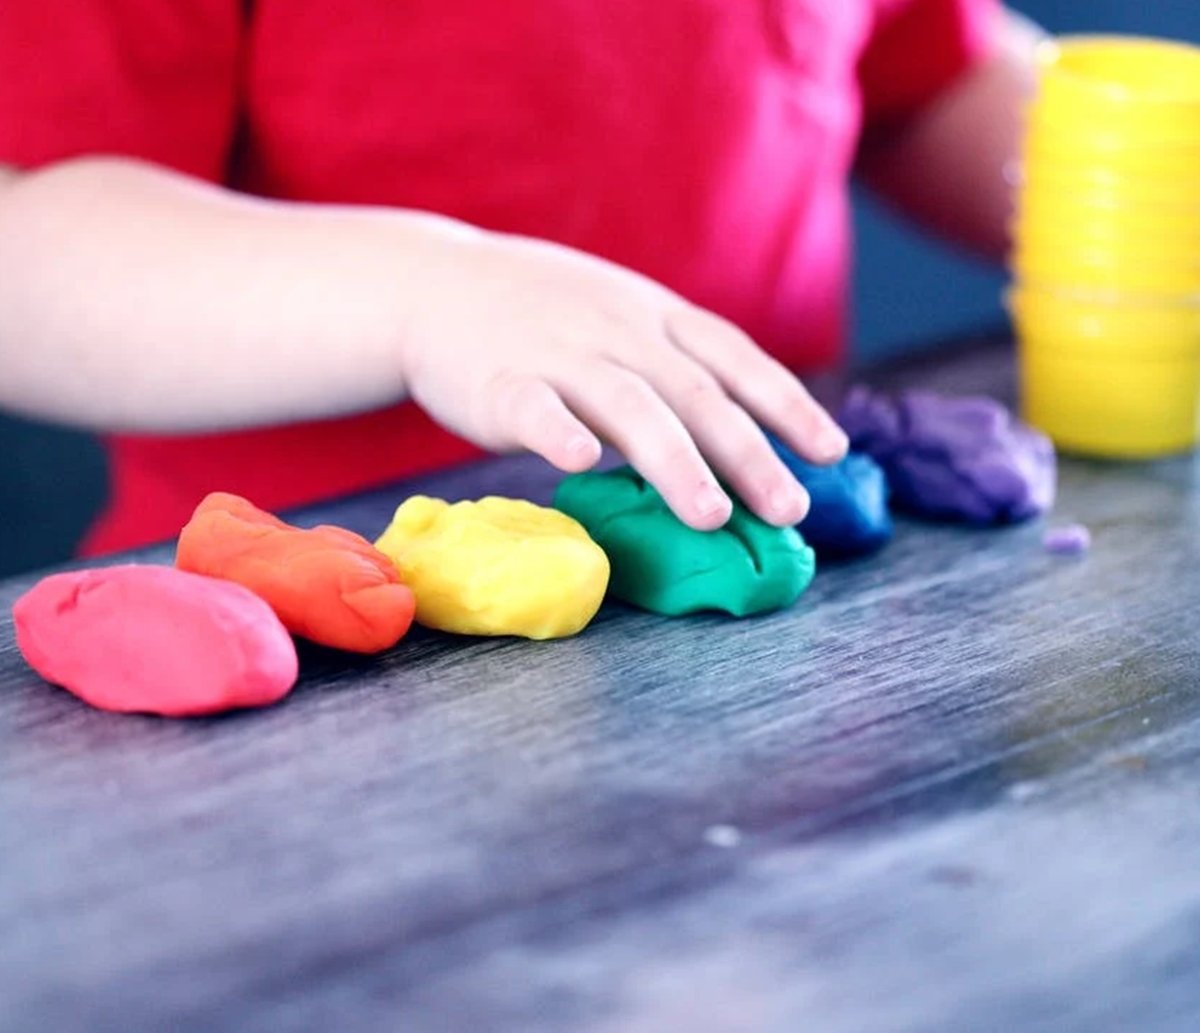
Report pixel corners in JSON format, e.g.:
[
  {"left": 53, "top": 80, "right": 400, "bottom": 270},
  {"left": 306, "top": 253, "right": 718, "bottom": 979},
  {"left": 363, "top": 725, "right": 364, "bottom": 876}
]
[{"left": 177, "top": 492, "right": 415, "bottom": 654}]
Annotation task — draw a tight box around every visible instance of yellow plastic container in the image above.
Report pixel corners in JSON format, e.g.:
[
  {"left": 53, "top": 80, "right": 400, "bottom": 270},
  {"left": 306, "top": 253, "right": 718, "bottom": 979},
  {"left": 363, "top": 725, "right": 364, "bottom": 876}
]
[
  {"left": 1019, "top": 180, "right": 1200, "bottom": 216},
  {"left": 1014, "top": 249, "right": 1200, "bottom": 296},
  {"left": 1032, "top": 98, "right": 1200, "bottom": 144},
  {"left": 1022, "top": 166, "right": 1200, "bottom": 207},
  {"left": 1016, "top": 195, "right": 1200, "bottom": 237},
  {"left": 1022, "top": 136, "right": 1200, "bottom": 179},
  {"left": 1007, "top": 287, "right": 1200, "bottom": 359},
  {"left": 1023, "top": 121, "right": 1200, "bottom": 161},
  {"left": 1012, "top": 220, "right": 1200, "bottom": 266},
  {"left": 1030, "top": 37, "right": 1200, "bottom": 147},
  {"left": 1037, "top": 35, "right": 1200, "bottom": 104},
  {"left": 1018, "top": 341, "right": 1200, "bottom": 457}
]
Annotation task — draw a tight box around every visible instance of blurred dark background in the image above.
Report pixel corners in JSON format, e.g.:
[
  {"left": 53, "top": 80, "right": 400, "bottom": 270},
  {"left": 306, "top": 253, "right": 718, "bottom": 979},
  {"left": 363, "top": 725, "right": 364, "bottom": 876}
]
[{"left": 1, "top": 0, "right": 1197, "bottom": 577}]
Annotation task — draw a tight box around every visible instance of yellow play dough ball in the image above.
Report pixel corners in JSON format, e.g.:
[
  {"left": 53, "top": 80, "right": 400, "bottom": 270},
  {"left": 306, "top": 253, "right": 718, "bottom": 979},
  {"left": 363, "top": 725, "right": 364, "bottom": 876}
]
[{"left": 374, "top": 496, "right": 610, "bottom": 639}]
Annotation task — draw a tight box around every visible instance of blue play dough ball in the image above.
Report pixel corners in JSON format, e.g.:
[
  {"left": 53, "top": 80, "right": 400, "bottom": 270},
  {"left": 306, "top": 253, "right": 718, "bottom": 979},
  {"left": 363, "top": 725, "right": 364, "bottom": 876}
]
[{"left": 766, "top": 434, "right": 893, "bottom": 558}]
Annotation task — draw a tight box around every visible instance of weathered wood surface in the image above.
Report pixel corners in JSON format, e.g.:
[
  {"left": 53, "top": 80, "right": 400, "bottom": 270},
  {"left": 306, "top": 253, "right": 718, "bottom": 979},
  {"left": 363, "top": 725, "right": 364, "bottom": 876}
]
[{"left": 2, "top": 338, "right": 1198, "bottom": 1032}]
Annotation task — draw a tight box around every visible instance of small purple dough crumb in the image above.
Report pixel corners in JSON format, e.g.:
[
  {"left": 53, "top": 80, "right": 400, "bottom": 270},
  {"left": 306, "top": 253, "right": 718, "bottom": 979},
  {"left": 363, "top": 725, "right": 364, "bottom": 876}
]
[
  {"left": 839, "top": 387, "right": 1057, "bottom": 525},
  {"left": 1043, "top": 524, "right": 1091, "bottom": 555}
]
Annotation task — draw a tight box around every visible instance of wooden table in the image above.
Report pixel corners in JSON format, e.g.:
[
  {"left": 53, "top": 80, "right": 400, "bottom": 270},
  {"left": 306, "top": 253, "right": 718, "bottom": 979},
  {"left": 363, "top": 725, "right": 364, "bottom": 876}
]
[{"left": 3, "top": 338, "right": 1199, "bottom": 1033}]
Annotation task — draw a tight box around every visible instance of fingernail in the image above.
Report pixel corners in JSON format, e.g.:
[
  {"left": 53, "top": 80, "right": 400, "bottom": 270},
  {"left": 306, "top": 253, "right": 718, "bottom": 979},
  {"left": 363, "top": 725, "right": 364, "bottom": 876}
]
[
  {"left": 817, "top": 424, "right": 849, "bottom": 460},
  {"left": 769, "top": 485, "right": 808, "bottom": 524},
  {"left": 695, "top": 484, "right": 731, "bottom": 521}
]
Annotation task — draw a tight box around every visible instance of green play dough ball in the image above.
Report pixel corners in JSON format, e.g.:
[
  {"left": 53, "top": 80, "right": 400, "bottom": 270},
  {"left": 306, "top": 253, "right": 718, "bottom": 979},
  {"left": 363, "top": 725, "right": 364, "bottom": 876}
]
[{"left": 553, "top": 466, "right": 816, "bottom": 617}]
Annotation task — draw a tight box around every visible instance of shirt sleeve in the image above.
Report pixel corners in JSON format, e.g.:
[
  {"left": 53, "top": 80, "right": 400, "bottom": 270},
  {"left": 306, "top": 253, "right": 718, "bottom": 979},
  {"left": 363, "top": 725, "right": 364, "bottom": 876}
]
[
  {"left": 0, "top": 0, "right": 242, "bottom": 180},
  {"left": 858, "top": 0, "right": 1000, "bottom": 125}
]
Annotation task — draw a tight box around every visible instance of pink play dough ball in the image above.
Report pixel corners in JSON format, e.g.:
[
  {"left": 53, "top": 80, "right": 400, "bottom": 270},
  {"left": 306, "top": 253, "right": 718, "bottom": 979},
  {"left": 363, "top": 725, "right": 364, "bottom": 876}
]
[{"left": 13, "top": 565, "right": 299, "bottom": 717}]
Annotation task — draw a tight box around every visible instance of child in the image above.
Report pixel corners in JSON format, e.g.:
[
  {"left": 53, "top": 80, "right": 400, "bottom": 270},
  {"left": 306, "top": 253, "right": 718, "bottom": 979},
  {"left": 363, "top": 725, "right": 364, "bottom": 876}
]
[{"left": 0, "top": 1, "right": 1040, "bottom": 555}]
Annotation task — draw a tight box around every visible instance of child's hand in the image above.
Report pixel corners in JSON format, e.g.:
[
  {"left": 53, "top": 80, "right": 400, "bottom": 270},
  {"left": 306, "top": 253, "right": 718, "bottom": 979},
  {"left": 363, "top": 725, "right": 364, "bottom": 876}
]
[
  {"left": 405, "top": 231, "right": 849, "bottom": 531},
  {"left": 0, "top": 159, "right": 844, "bottom": 532}
]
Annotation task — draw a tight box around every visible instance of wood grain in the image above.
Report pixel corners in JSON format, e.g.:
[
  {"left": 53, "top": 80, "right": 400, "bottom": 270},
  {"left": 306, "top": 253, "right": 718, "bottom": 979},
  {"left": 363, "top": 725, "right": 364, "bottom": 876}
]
[{"left": 2, "top": 337, "right": 1198, "bottom": 1032}]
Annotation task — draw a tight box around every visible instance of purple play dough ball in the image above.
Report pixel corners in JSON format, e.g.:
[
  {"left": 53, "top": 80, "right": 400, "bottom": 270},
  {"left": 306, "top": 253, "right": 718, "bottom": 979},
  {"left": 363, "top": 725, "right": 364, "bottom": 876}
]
[
  {"left": 839, "top": 387, "right": 1056, "bottom": 524},
  {"left": 1043, "top": 524, "right": 1091, "bottom": 555}
]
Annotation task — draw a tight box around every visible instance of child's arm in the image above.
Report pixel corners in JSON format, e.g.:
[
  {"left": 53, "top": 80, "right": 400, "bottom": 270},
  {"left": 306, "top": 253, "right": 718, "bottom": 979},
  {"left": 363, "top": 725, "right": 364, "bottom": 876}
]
[
  {"left": 856, "top": 6, "right": 1044, "bottom": 260},
  {"left": 0, "top": 157, "right": 846, "bottom": 530}
]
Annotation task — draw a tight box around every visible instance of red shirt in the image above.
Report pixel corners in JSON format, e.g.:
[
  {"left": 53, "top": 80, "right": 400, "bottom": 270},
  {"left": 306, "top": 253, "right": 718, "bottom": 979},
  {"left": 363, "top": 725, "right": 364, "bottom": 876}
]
[{"left": 0, "top": 0, "right": 996, "bottom": 554}]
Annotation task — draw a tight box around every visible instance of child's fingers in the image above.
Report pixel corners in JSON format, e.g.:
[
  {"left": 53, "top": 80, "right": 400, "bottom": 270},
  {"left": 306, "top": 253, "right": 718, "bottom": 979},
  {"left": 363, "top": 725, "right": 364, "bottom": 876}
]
[
  {"left": 625, "top": 351, "right": 810, "bottom": 527},
  {"left": 555, "top": 361, "right": 733, "bottom": 531},
  {"left": 664, "top": 305, "right": 849, "bottom": 464},
  {"left": 489, "top": 372, "right": 602, "bottom": 471}
]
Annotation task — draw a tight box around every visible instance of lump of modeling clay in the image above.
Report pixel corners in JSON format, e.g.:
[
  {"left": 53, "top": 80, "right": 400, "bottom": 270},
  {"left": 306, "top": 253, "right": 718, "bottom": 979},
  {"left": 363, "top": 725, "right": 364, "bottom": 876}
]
[
  {"left": 1043, "top": 524, "right": 1091, "bottom": 556},
  {"left": 766, "top": 434, "right": 892, "bottom": 558},
  {"left": 177, "top": 492, "right": 415, "bottom": 654},
  {"left": 838, "top": 386, "right": 1056, "bottom": 524},
  {"left": 553, "top": 466, "right": 816, "bottom": 617},
  {"left": 13, "top": 565, "right": 298, "bottom": 717},
  {"left": 374, "top": 496, "right": 609, "bottom": 639}
]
